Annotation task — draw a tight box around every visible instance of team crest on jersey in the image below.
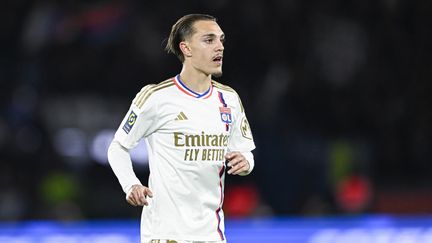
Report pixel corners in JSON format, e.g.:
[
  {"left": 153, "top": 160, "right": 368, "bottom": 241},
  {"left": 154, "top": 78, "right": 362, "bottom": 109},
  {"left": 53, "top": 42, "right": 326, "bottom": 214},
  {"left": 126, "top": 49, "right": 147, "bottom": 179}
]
[
  {"left": 122, "top": 111, "right": 137, "bottom": 134},
  {"left": 219, "top": 107, "right": 232, "bottom": 124},
  {"left": 240, "top": 117, "right": 253, "bottom": 139}
]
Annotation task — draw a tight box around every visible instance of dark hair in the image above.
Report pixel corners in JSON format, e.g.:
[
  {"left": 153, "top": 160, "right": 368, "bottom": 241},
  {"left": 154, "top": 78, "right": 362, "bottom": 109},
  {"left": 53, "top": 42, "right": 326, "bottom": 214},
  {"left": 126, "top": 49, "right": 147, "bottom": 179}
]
[{"left": 165, "top": 14, "right": 217, "bottom": 63}]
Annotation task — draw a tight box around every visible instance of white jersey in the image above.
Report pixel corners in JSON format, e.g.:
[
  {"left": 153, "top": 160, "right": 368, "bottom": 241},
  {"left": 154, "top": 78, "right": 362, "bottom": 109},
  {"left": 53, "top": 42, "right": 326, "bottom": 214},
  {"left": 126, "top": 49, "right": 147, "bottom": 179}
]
[{"left": 113, "top": 75, "right": 255, "bottom": 241}]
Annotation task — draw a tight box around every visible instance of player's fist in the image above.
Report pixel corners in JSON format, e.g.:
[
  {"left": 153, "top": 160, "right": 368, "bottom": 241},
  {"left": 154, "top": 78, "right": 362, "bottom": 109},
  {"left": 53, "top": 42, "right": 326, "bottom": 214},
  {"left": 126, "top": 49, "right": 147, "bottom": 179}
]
[
  {"left": 225, "top": 151, "right": 250, "bottom": 175},
  {"left": 126, "top": 184, "right": 153, "bottom": 206}
]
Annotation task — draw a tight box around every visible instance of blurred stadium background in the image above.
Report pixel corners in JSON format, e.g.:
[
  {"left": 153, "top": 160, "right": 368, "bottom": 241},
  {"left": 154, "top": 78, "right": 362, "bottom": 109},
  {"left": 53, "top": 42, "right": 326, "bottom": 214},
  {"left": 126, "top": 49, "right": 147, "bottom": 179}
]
[{"left": 1, "top": 0, "right": 432, "bottom": 242}]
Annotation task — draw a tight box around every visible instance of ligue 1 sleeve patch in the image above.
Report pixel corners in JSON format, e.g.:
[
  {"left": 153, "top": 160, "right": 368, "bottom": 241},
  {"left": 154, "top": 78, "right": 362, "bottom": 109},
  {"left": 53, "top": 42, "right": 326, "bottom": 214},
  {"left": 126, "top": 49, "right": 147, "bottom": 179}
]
[
  {"left": 240, "top": 117, "right": 253, "bottom": 140},
  {"left": 122, "top": 111, "right": 137, "bottom": 134}
]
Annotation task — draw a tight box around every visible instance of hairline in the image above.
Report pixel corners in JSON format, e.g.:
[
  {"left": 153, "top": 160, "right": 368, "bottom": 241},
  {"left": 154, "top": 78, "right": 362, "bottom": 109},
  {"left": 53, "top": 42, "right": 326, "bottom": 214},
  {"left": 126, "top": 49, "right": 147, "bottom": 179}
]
[{"left": 183, "top": 19, "right": 220, "bottom": 42}]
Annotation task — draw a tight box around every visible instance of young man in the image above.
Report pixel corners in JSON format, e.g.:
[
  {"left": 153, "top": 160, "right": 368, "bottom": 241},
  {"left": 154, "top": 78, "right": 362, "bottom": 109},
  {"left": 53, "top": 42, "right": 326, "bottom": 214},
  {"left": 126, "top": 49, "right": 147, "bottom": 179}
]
[{"left": 107, "top": 14, "right": 256, "bottom": 243}]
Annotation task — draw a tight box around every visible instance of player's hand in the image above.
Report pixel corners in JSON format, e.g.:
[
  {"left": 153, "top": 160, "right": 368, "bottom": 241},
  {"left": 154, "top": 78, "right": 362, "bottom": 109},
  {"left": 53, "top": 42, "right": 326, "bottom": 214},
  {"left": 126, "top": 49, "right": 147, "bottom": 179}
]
[
  {"left": 226, "top": 151, "right": 250, "bottom": 175},
  {"left": 126, "top": 184, "right": 153, "bottom": 206}
]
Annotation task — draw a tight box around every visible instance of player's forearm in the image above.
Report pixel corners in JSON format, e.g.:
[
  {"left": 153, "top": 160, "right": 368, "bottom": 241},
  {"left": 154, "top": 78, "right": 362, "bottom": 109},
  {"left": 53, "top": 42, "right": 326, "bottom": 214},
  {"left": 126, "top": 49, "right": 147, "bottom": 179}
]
[{"left": 107, "top": 140, "right": 142, "bottom": 194}]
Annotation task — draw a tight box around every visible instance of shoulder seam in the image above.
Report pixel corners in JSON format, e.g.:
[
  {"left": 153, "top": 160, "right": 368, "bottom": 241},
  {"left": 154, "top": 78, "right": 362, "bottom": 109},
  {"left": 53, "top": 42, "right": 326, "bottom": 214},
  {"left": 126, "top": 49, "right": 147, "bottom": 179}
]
[
  {"left": 212, "top": 80, "right": 237, "bottom": 93},
  {"left": 158, "top": 78, "right": 173, "bottom": 85},
  {"left": 133, "top": 84, "right": 155, "bottom": 106},
  {"left": 133, "top": 79, "right": 175, "bottom": 108}
]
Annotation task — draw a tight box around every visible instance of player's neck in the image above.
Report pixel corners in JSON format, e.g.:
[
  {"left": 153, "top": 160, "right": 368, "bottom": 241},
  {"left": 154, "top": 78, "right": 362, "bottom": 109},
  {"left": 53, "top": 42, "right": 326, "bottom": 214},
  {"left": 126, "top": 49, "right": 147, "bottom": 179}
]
[{"left": 179, "top": 66, "right": 211, "bottom": 93}]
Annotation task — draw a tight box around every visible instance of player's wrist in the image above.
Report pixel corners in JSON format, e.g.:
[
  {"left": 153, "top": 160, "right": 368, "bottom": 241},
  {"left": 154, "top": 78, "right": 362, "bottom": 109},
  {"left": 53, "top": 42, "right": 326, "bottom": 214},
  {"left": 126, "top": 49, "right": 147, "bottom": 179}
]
[
  {"left": 125, "top": 183, "right": 143, "bottom": 194},
  {"left": 240, "top": 151, "right": 254, "bottom": 175}
]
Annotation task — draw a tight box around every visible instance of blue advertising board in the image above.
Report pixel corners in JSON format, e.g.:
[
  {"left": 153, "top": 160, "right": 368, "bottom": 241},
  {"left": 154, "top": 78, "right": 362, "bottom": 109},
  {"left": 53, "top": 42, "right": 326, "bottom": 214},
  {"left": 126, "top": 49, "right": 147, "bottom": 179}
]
[{"left": 1, "top": 216, "right": 432, "bottom": 243}]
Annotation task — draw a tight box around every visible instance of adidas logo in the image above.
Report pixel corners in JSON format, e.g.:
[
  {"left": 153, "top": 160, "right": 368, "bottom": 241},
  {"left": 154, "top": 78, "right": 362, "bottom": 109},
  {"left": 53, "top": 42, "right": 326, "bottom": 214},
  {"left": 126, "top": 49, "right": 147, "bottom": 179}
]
[{"left": 175, "top": 111, "right": 188, "bottom": 121}]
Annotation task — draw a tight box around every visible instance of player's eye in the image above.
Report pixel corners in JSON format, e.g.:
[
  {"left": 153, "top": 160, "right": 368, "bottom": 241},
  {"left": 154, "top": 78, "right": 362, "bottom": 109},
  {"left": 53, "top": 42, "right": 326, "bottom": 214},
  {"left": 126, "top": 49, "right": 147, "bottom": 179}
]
[{"left": 205, "top": 38, "right": 214, "bottom": 44}]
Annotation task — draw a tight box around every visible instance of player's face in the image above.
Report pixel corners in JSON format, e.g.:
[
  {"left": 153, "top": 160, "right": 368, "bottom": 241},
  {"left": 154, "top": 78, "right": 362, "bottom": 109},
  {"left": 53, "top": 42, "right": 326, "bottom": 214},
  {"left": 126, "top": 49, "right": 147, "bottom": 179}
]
[{"left": 187, "top": 20, "right": 225, "bottom": 77}]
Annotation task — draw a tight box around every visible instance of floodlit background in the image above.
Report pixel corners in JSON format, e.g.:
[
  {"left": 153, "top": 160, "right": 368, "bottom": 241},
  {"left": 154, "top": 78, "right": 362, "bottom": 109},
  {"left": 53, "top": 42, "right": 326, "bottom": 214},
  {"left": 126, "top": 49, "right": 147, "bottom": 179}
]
[{"left": 1, "top": 0, "right": 432, "bottom": 242}]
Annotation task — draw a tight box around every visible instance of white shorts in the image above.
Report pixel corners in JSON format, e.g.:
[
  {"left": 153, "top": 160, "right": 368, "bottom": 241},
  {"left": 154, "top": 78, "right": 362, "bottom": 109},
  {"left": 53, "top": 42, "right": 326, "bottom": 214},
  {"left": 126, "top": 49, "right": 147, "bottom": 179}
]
[{"left": 150, "top": 240, "right": 226, "bottom": 243}]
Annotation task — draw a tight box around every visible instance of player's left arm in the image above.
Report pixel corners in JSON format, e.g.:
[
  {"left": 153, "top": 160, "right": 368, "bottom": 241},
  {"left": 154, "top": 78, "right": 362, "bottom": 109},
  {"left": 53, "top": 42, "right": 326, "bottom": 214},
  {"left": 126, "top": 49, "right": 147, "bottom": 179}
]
[
  {"left": 226, "top": 92, "right": 256, "bottom": 176},
  {"left": 226, "top": 151, "right": 254, "bottom": 175}
]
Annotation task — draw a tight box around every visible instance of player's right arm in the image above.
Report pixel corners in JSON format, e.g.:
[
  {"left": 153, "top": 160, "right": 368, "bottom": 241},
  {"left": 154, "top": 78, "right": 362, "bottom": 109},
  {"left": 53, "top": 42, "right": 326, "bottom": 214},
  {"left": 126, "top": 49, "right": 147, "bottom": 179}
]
[
  {"left": 108, "top": 141, "right": 152, "bottom": 206},
  {"left": 107, "top": 84, "right": 159, "bottom": 206}
]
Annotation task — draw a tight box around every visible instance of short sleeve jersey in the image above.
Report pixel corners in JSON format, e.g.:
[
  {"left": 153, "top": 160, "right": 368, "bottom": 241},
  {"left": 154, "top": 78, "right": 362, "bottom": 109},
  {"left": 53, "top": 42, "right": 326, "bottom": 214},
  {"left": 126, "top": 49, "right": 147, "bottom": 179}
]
[{"left": 113, "top": 75, "right": 255, "bottom": 241}]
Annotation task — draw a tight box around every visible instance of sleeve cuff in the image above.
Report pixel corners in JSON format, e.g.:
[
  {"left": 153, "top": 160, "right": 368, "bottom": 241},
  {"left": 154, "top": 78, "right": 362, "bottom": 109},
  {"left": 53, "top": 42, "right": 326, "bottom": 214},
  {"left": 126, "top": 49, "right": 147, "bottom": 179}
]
[{"left": 239, "top": 151, "right": 254, "bottom": 176}]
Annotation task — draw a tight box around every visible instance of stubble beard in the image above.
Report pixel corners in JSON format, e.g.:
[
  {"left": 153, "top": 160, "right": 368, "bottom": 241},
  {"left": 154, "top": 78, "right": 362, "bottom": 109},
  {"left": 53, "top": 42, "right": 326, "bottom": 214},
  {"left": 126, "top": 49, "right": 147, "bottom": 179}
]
[
  {"left": 212, "top": 71, "right": 223, "bottom": 78},
  {"left": 212, "top": 68, "right": 223, "bottom": 78}
]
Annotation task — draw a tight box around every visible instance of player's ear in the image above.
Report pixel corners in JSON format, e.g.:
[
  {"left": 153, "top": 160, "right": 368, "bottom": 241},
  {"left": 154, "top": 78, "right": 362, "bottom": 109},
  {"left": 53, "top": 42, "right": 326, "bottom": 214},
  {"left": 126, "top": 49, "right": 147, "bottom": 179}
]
[{"left": 179, "top": 41, "right": 192, "bottom": 58}]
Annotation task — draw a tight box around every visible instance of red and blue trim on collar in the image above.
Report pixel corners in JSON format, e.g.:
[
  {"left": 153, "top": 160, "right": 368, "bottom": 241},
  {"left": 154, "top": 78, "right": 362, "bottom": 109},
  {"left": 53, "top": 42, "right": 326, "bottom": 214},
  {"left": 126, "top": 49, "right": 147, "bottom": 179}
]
[{"left": 174, "top": 74, "right": 213, "bottom": 99}]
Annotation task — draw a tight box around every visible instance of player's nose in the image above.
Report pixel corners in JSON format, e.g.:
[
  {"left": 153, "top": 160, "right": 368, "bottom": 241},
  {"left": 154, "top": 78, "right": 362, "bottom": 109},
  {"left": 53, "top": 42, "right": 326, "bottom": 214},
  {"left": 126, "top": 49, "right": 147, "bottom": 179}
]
[{"left": 216, "top": 39, "right": 224, "bottom": 51}]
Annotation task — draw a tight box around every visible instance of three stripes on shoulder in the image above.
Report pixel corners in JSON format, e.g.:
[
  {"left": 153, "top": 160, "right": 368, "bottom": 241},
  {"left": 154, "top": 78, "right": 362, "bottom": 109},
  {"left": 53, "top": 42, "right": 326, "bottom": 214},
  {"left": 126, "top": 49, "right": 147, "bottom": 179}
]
[
  {"left": 131, "top": 78, "right": 243, "bottom": 112},
  {"left": 133, "top": 79, "right": 174, "bottom": 108}
]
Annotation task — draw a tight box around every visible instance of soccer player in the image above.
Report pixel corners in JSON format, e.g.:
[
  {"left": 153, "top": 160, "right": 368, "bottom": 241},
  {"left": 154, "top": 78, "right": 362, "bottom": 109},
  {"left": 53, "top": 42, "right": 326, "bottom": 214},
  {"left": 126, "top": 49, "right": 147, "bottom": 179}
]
[{"left": 107, "top": 14, "right": 256, "bottom": 243}]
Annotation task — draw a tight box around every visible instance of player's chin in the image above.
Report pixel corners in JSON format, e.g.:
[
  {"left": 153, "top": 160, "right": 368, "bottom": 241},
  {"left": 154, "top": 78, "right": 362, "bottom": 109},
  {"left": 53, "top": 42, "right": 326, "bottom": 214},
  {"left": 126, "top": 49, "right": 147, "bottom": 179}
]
[{"left": 212, "top": 70, "right": 223, "bottom": 78}]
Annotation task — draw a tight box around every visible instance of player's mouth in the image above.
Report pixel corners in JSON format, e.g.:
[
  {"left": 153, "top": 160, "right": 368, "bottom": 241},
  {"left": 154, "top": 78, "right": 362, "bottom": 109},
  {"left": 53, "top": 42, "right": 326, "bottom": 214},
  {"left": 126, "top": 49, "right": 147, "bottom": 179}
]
[{"left": 212, "top": 55, "right": 223, "bottom": 66}]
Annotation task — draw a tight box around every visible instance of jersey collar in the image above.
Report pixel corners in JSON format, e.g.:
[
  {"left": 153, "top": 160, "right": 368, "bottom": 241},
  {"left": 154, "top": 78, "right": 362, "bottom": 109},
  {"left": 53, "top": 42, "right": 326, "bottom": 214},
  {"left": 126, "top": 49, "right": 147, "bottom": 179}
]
[{"left": 174, "top": 74, "right": 213, "bottom": 99}]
